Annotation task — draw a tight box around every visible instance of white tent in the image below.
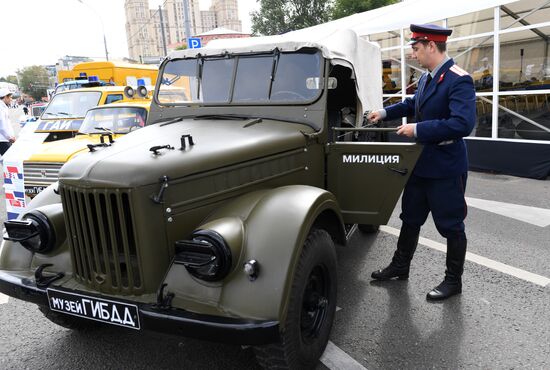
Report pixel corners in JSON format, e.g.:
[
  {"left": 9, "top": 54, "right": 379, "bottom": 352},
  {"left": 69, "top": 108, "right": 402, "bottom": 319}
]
[{"left": 288, "top": 0, "right": 519, "bottom": 37}]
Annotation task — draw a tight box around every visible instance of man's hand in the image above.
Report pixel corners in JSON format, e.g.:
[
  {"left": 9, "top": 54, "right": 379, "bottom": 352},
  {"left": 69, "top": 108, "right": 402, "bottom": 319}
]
[
  {"left": 396, "top": 123, "right": 416, "bottom": 138},
  {"left": 366, "top": 111, "right": 382, "bottom": 123},
  {"left": 9, "top": 136, "right": 16, "bottom": 143}
]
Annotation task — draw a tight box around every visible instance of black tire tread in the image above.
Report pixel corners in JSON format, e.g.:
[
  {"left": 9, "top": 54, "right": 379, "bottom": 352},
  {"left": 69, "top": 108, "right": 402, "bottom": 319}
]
[{"left": 254, "top": 229, "right": 337, "bottom": 370}]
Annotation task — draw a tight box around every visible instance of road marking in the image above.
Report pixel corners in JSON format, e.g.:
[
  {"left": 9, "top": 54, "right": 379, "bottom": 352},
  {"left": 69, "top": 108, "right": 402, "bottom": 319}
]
[
  {"left": 380, "top": 226, "right": 550, "bottom": 287},
  {"left": 321, "top": 341, "right": 368, "bottom": 370},
  {"left": 0, "top": 293, "right": 8, "bottom": 305},
  {"left": 466, "top": 197, "right": 550, "bottom": 227}
]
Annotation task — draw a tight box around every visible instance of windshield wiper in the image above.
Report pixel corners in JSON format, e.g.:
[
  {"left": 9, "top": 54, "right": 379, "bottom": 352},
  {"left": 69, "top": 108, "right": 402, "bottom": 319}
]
[
  {"left": 268, "top": 48, "right": 280, "bottom": 99},
  {"left": 157, "top": 114, "right": 254, "bottom": 127},
  {"left": 94, "top": 126, "right": 114, "bottom": 134},
  {"left": 158, "top": 117, "right": 185, "bottom": 126},
  {"left": 193, "top": 114, "right": 251, "bottom": 121}
]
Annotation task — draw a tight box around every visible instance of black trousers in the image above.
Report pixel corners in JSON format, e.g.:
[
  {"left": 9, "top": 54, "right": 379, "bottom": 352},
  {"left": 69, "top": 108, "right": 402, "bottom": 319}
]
[
  {"left": 0, "top": 141, "right": 11, "bottom": 156},
  {"left": 399, "top": 173, "right": 468, "bottom": 240}
]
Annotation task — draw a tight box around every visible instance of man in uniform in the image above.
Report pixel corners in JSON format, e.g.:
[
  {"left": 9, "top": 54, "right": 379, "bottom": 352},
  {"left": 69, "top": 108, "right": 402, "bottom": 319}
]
[
  {"left": 367, "top": 24, "right": 476, "bottom": 301},
  {"left": 0, "top": 88, "right": 17, "bottom": 156}
]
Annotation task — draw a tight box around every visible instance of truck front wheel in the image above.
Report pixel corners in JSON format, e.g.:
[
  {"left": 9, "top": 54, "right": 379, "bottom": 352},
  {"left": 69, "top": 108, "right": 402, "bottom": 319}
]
[{"left": 254, "top": 229, "right": 337, "bottom": 369}]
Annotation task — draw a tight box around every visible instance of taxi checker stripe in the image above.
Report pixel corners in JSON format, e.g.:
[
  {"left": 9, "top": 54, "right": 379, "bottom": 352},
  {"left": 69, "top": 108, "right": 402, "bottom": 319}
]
[{"left": 450, "top": 65, "right": 468, "bottom": 76}]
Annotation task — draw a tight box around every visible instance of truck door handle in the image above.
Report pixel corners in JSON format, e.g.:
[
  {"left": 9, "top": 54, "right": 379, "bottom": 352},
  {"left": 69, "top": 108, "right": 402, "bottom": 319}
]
[{"left": 388, "top": 167, "right": 408, "bottom": 175}]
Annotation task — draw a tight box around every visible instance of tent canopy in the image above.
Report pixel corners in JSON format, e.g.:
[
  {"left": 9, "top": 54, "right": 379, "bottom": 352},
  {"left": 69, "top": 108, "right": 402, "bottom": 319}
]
[{"left": 292, "top": 0, "right": 519, "bottom": 37}]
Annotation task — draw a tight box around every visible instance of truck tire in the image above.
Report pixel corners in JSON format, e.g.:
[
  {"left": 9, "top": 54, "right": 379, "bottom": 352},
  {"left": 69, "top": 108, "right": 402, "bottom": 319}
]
[
  {"left": 38, "top": 305, "right": 100, "bottom": 331},
  {"left": 254, "top": 229, "right": 337, "bottom": 369},
  {"left": 358, "top": 224, "right": 379, "bottom": 233}
]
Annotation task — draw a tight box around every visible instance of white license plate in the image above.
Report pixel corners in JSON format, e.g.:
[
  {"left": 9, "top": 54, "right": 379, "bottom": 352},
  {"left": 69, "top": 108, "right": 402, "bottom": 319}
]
[{"left": 46, "top": 288, "right": 141, "bottom": 330}]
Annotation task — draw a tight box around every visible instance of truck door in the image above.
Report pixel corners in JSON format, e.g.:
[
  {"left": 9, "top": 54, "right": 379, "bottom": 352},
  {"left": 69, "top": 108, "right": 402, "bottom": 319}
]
[{"left": 326, "top": 131, "right": 422, "bottom": 226}]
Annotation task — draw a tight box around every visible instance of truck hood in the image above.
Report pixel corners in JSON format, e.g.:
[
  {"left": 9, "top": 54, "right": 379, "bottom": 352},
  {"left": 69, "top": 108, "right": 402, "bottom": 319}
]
[
  {"left": 59, "top": 118, "right": 313, "bottom": 187},
  {"left": 26, "top": 134, "right": 125, "bottom": 163}
]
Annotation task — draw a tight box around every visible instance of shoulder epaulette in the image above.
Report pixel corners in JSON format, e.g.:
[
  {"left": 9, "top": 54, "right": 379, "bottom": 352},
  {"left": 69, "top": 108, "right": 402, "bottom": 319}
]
[{"left": 449, "top": 65, "right": 469, "bottom": 76}]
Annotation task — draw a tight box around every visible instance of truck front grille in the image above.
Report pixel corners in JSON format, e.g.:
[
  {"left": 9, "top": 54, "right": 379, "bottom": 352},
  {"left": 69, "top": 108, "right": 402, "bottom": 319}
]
[
  {"left": 23, "top": 162, "right": 64, "bottom": 186},
  {"left": 60, "top": 185, "right": 143, "bottom": 295}
]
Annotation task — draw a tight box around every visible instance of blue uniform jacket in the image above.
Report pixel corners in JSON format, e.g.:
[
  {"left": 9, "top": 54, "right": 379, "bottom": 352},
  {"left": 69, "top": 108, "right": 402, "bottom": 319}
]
[{"left": 385, "top": 59, "right": 476, "bottom": 178}]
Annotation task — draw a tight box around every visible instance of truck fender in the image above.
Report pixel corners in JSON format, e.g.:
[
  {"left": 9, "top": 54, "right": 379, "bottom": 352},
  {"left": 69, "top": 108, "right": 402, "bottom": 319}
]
[
  {"left": 0, "top": 183, "right": 70, "bottom": 272},
  {"left": 199, "top": 185, "right": 345, "bottom": 321}
]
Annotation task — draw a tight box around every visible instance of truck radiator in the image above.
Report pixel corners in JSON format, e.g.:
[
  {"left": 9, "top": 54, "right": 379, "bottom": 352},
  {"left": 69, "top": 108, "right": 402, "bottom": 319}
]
[
  {"left": 23, "top": 162, "right": 64, "bottom": 186},
  {"left": 60, "top": 185, "right": 143, "bottom": 295}
]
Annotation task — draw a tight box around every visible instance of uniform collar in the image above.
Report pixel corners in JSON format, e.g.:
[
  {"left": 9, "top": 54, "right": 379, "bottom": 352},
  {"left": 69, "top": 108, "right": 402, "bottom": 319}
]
[
  {"left": 429, "top": 55, "right": 451, "bottom": 79},
  {"left": 0, "top": 100, "right": 8, "bottom": 109}
]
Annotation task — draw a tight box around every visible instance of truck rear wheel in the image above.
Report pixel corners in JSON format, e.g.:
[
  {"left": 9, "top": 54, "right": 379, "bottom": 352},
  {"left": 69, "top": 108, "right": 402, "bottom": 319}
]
[
  {"left": 39, "top": 305, "right": 100, "bottom": 331},
  {"left": 254, "top": 229, "right": 337, "bottom": 369}
]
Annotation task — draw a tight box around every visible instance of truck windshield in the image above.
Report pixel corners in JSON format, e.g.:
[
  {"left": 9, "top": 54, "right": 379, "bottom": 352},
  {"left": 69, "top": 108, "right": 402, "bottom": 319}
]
[
  {"left": 79, "top": 107, "right": 147, "bottom": 134},
  {"left": 157, "top": 50, "right": 322, "bottom": 105},
  {"left": 43, "top": 91, "right": 102, "bottom": 119}
]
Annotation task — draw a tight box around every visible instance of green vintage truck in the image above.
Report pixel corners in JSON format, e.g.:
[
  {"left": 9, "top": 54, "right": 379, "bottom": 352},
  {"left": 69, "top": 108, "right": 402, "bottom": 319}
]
[{"left": 0, "top": 29, "right": 422, "bottom": 369}]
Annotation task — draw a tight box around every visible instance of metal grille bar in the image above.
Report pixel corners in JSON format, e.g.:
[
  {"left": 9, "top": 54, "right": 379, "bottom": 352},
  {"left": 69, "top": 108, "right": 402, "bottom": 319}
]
[
  {"left": 60, "top": 185, "right": 143, "bottom": 295},
  {"left": 23, "top": 162, "right": 64, "bottom": 186}
]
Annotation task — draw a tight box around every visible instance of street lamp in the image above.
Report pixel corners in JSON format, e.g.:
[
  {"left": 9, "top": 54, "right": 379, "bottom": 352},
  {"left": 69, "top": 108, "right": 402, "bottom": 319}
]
[{"left": 77, "top": 0, "right": 109, "bottom": 61}]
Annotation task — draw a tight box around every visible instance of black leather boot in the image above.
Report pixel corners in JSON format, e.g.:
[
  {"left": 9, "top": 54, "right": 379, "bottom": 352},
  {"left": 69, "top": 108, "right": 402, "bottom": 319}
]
[
  {"left": 372, "top": 224, "right": 419, "bottom": 280},
  {"left": 427, "top": 239, "right": 467, "bottom": 301}
]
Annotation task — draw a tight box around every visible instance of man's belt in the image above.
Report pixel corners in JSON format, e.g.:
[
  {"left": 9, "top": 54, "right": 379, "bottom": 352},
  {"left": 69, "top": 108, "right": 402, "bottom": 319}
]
[{"left": 437, "top": 140, "right": 456, "bottom": 146}]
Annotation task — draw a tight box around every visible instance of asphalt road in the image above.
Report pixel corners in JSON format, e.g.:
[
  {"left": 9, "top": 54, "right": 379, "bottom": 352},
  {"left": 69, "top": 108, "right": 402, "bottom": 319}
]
[{"left": 0, "top": 108, "right": 549, "bottom": 369}]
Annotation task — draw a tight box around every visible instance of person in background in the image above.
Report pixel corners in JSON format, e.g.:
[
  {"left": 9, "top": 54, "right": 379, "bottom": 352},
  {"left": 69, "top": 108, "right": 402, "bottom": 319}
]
[
  {"left": 367, "top": 24, "right": 476, "bottom": 301},
  {"left": 0, "top": 88, "right": 17, "bottom": 155}
]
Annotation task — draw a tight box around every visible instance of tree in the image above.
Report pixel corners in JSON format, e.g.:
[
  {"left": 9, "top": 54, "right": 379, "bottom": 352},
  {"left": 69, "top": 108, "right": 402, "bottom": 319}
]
[
  {"left": 0, "top": 75, "right": 18, "bottom": 85},
  {"left": 331, "top": 0, "right": 399, "bottom": 20},
  {"left": 251, "top": 0, "right": 332, "bottom": 36},
  {"left": 17, "top": 66, "right": 50, "bottom": 101}
]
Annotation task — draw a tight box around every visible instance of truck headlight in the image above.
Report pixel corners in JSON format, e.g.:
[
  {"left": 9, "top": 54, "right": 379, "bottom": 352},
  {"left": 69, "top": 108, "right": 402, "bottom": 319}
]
[
  {"left": 174, "top": 230, "right": 232, "bottom": 282},
  {"left": 3, "top": 204, "right": 66, "bottom": 254},
  {"left": 4, "top": 211, "right": 55, "bottom": 253}
]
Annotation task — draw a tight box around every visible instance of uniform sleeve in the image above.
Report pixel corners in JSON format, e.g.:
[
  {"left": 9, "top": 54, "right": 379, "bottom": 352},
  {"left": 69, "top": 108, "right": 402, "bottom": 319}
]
[
  {"left": 384, "top": 95, "right": 416, "bottom": 120},
  {"left": 0, "top": 109, "right": 14, "bottom": 139},
  {"left": 415, "top": 75, "right": 476, "bottom": 144}
]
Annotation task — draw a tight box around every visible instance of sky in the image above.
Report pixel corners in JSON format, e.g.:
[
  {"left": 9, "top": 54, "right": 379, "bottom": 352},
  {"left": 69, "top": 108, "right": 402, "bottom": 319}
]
[{"left": 0, "top": 0, "right": 259, "bottom": 77}]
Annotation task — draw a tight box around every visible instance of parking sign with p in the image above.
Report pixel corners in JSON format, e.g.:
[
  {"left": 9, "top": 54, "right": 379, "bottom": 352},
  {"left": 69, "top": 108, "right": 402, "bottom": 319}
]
[{"left": 189, "top": 38, "right": 202, "bottom": 49}]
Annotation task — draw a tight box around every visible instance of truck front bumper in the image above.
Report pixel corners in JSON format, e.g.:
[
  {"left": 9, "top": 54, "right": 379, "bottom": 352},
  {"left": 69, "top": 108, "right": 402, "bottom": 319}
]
[{"left": 0, "top": 270, "right": 280, "bottom": 345}]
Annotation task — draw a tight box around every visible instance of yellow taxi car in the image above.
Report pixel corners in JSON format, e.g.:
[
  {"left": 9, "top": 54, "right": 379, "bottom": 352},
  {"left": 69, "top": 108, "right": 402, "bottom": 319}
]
[
  {"left": 23, "top": 99, "right": 150, "bottom": 198},
  {"left": 37, "top": 85, "right": 139, "bottom": 142}
]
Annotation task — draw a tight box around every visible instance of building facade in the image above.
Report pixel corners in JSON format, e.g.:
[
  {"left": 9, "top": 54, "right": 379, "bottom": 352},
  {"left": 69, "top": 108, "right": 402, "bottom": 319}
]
[
  {"left": 211, "top": 0, "right": 242, "bottom": 32},
  {"left": 201, "top": 10, "right": 218, "bottom": 32},
  {"left": 125, "top": 0, "right": 157, "bottom": 62},
  {"left": 150, "top": 7, "right": 170, "bottom": 56},
  {"left": 164, "top": 0, "right": 203, "bottom": 42},
  {"left": 125, "top": 0, "right": 243, "bottom": 60}
]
